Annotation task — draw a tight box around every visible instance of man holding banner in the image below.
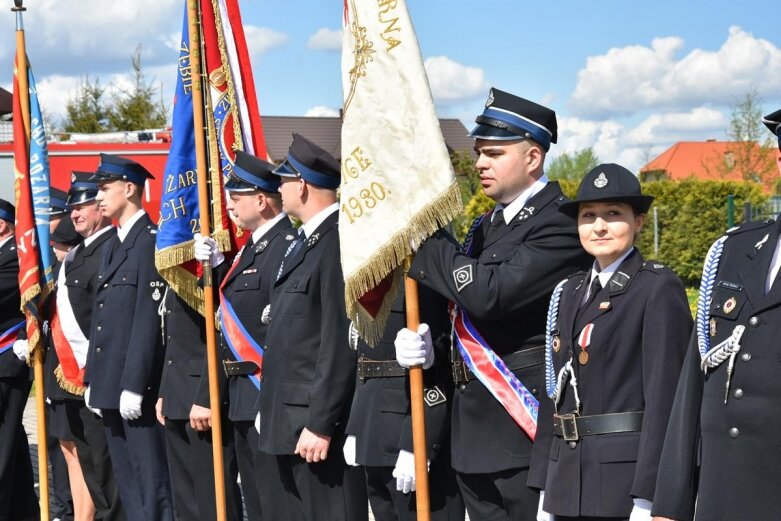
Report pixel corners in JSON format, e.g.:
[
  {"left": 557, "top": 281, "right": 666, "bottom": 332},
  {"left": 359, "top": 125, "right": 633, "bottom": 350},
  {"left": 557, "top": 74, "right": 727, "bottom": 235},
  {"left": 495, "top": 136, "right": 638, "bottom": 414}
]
[
  {"left": 400, "top": 89, "right": 590, "bottom": 520},
  {"left": 191, "top": 150, "right": 294, "bottom": 521},
  {"left": 0, "top": 199, "right": 39, "bottom": 521}
]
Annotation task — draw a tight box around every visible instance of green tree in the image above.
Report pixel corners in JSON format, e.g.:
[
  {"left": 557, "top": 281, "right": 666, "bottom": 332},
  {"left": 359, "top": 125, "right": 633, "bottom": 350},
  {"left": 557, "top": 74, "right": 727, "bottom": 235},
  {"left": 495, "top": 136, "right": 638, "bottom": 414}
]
[
  {"left": 547, "top": 148, "right": 600, "bottom": 181},
  {"left": 108, "top": 45, "right": 168, "bottom": 130},
  {"left": 62, "top": 76, "right": 111, "bottom": 133},
  {"left": 704, "top": 88, "right": 778, "bottom": 190}
]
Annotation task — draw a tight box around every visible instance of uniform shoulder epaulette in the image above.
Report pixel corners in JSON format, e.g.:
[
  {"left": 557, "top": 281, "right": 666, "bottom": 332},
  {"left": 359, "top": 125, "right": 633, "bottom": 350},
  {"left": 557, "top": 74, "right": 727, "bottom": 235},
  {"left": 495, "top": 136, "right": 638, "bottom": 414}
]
[
  {"left": 725, "top": 219, "right": 774, "bottom": 236},
  {"left": 641, "top": 260, "right": 668, "bottom": 273}
]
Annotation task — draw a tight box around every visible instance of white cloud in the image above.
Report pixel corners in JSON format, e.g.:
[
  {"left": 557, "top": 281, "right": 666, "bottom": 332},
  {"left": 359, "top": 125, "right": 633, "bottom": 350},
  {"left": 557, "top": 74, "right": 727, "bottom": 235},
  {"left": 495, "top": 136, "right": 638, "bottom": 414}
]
[
  {"left": 243, "top": 26, "right": 289, "bottom": 57},
  {"left": 423, "top": 56, "right": 488, "bottom": 104},
  {"left": 570, "top": 26, "right": 781, "bottom": 119},
  {"left": 307, "top": 28, "right": 342, "bottom": 51},
  {"left": 304, "top": 106, "right": 340, "bottom": 118},
  {"left": 554, "top": 106, "right": 730, "bottom": 172}
]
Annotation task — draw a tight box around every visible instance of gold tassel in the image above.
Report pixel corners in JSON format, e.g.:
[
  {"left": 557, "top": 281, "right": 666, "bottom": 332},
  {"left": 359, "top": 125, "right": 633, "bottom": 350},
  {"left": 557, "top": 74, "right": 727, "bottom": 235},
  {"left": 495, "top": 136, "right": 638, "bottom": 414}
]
[
  {"left": 344, "top": 181, "right": 463, "bottom": 344},
  {"left": 54, "top": 365, "right": 86, "bottom": 396}
]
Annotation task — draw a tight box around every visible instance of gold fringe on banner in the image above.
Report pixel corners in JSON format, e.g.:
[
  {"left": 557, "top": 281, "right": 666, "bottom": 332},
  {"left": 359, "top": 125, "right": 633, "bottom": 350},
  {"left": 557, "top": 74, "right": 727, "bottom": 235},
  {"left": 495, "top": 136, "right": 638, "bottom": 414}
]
[
  {"left": 345, "top": 180, "right": 463, "bottom": 345},
  {"left": 53, "top": 365, "right": 86, "bottom": 396},
  {"left": 155, "top": 229, "right": 233, "bottom": 317}
]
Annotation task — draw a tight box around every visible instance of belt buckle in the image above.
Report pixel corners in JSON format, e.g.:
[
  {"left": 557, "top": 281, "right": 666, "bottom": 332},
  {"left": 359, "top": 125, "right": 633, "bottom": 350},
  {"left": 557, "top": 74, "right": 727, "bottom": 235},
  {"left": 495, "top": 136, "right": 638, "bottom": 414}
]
[
  {"left": 451, "top": 361, "right": 469, "bottom": 385},
  {"left": 357, "top": 357, "right": 367, "bottom": 383},
  {"left": 557, "top": 413, "right": 579, "bottom": 442}
]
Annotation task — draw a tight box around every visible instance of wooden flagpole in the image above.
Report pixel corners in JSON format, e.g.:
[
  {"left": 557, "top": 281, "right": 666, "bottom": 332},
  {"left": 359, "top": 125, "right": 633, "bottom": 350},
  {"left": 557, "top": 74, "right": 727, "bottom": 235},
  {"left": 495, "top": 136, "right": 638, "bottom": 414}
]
[
  {"left": 186, "top": 1, "right": 227, "bottom": 520},
  {"left": 13, "top": 2, "right": 50, "bottom": 519},
  {"left": 404, "top": 257, "right": 431, "bottom": 521}
]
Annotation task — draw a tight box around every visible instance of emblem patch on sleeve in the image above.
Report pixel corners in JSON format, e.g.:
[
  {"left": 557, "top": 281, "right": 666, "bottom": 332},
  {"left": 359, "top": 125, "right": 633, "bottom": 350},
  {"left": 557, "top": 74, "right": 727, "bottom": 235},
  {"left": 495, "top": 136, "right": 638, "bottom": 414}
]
[
  {"left": 453, "top": 265, "right": 473, "bottom": 292},
  {"left": 424, "top": 386, "right": 447, "bottom": 407}
]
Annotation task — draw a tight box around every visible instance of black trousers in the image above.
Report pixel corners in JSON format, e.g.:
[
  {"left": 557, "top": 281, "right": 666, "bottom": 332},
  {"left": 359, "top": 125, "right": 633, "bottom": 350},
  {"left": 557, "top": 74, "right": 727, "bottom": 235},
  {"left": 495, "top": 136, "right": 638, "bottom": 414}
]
[
  {"left": 260, "top": 451, "right": 368, "bottom": 521},
  {"left": 456, "top": 467, "right": 539, "bottom": 521},
  {"left": 102, "top": 406, "right": 173, "bottom": 521},
  {"left": 364, "top": 458, "right": 464, "bottom": 521},
  {"left": 65, "top": 399, "right": 125, "bottom": 521},
  {"left": 0, "top": 374, "right": 39, "bottom": 521},
  {"left": 164, "top": 417, "right": 243, "bottom": 521},
  {"left": 234, "top": 420, "right": 264, "bottom": 520}
]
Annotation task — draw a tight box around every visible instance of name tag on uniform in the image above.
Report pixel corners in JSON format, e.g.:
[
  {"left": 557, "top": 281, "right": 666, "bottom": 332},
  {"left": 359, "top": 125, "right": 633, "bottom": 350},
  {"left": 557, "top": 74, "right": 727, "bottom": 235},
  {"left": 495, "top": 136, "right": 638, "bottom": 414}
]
[{"left": 718, "top": 281, "right": 743, "bottom": 292}]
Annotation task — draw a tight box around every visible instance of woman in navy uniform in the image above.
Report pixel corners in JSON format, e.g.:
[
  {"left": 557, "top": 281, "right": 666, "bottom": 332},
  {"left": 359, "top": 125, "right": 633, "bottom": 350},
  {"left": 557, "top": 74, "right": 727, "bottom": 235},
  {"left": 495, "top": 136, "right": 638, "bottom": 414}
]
[
  {"left": 528, "top": 164, "right": 692, "bottom": 520},
  {"left": 651, "top": 109, "right": 781, "bottom": 521}
]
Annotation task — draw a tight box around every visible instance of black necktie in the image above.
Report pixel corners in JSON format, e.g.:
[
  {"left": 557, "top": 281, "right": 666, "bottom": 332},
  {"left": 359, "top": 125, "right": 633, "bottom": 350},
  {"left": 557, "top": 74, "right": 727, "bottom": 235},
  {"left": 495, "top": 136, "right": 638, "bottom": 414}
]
[
  {"left": 581, "top": 276, "right": 602, "bottom": 308},
  {"left": 486, "top": 208, "right": 506, "bottom": 241}
]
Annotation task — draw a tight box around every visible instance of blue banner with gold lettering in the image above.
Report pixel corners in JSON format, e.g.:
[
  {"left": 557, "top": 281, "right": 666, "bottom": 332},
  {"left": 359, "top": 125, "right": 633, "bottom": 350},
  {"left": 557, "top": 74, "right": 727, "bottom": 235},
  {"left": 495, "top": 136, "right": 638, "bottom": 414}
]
[{"left": 154, "top": 6, "right": 202, "bottom": 312}]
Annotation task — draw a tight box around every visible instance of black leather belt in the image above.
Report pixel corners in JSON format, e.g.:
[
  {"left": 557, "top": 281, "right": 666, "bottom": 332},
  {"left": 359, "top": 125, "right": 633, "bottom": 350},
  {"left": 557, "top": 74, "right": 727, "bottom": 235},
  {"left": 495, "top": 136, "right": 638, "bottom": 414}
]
[
  {"left": 357, "top": 356, "right": 407, "bottom": 382},
  {"left": 223, "top": 360, "right": 259, "bottom": 377},
  {"left": 552, "top": 411, "right": 644, "bottom": 442},
  {"left": 452, "top": 345, "right": 545, "bottom": 385}
]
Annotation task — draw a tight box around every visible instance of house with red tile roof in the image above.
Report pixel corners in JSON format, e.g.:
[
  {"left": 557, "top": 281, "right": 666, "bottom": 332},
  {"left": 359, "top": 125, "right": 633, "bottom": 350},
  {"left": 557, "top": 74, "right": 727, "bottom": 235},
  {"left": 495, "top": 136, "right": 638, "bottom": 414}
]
[{"left": 640, "top": 139, "right": 781, "bottom": 192}]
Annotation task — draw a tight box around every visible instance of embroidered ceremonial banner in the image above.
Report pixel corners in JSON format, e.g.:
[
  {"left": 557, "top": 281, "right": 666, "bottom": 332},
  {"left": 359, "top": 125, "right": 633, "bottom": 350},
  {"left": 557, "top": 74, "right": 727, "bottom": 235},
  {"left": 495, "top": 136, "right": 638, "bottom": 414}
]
[
  {"left": 13, "top": 53, "right": 54, "bottom": 356},
  {"left": 155, "top": 0, "right": 267, "bottom": 315},
  {"left": 340, "top": 0, "right": 462, "bottom": 344}
]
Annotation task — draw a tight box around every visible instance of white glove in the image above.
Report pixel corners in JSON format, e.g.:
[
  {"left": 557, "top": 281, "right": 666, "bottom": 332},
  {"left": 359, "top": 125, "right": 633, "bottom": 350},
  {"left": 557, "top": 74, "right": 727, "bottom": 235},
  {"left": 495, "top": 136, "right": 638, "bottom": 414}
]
[
  {"left": 392, "top": 449, "right": 429, "bottom": 494},
  {"left": 629, "top": 498, "right": 652, "bottom": 521},
  {"left": 394, "top": 324, "right": 434, "bottom": 369},
  {"left": 254, "top": 412, "right": 260, "bottom": 433},
  {"left": 343, "top": 435, "right": 358, "bottom": 466},
  {"left": 119, "top": 390, "right": 143, "bottom": 421},
  {"left": 12, "top": 339, "right": 28, "bottom": 363},
  {"left": 84, "top": 386, "right": 102, "bottom": 418},
  {"left": 193, "top": 233, "right": 224, "bottom": 267},
  {"left": 537, "top": 491, "right": 553, "bottom": 521}
]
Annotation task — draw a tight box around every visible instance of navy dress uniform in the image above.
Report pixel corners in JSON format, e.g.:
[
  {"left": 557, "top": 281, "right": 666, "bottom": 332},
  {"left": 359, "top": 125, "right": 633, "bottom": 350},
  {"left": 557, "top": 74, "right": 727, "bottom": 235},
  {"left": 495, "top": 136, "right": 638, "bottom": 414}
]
[
  {"left": 84, "top": 155, "right": 173, "bottom": 521},
  {"left": 57, "top": 173, "right": 125, "bottom": 521},
  {"left": 259, "top": 134, "right": 365, "bottom": 521},
  {"left": 652, "top": 109, "right": 781, "bottom": 521},
  {"left": 408, "top": 89, "right": 591, "bottom": 520},
  {"left": 0, "top": 199, "right": 39, "bottom": 521},
  {"left": 191, "top": 150, "right": 294, "bottom": 521},
  {"left": 158, "top": 287, "right": 244, "bottom": 521},
  {"left": 346, "top": 284, "right": 465, "bottom": 521},
  {"left": 527, "top": 164, "right": 692, "bottom": 519}
]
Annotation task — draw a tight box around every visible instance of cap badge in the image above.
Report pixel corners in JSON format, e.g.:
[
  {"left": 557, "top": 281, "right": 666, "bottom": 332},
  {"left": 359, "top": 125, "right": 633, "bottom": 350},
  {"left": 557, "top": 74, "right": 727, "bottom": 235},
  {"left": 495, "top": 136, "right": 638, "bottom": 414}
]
[
  {"left": 594, "top": 173, "right": 609, "bottom": 188},
  {"left": 485, "top": 89, "right": 495, "bottom": 108},
  {"left": 723, "top": 296, "right": 737, "bottom": 314}
]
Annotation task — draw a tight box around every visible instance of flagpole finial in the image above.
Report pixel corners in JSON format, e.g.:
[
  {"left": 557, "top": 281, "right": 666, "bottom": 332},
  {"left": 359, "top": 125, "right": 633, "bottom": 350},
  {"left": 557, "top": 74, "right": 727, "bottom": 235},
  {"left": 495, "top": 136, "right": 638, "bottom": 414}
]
[{"left": 12, "top": 0, "right": 25, "bottom": 11}]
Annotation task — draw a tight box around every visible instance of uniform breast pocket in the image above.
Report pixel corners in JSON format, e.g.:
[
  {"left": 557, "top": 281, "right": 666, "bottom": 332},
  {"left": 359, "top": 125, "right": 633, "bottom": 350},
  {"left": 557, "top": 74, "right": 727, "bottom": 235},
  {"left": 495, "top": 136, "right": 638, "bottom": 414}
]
[
  {"left": 282, "top": 274, "right": 311, "bottom": 317},
  {"left": 233, "top": 273, "right": 260, "bottom": 292},
  {"left": 110, "top": 270, "right": 138, "bottom": 308},
  {"left": 709, "top": 286, "right": 746, "bottom": 320}
]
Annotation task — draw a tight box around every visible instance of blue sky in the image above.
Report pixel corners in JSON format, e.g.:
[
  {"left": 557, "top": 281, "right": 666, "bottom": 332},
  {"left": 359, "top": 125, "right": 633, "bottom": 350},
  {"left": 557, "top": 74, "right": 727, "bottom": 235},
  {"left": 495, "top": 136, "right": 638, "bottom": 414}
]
[{"left": 1, "top": 0, "right": 779, "bottom": 171}]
